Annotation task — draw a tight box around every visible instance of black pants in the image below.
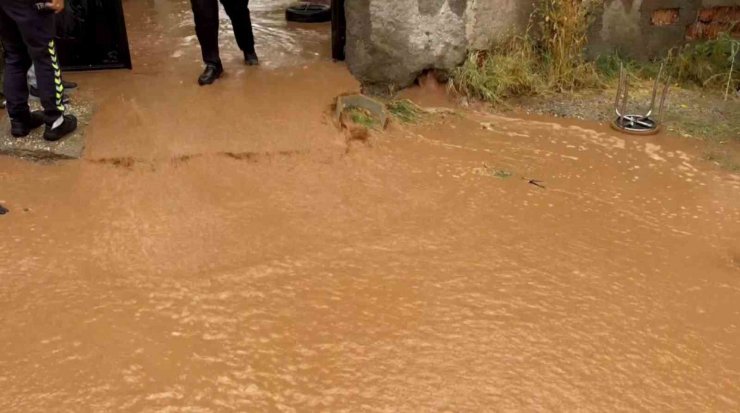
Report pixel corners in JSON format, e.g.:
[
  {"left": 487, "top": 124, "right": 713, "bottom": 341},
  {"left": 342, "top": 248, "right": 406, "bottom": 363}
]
[
  {"left": 0, "top": 0, "right": 63, "bottom": 123},
  {"left": 190, "top": 0, "right": 255, "bottom": 67}
]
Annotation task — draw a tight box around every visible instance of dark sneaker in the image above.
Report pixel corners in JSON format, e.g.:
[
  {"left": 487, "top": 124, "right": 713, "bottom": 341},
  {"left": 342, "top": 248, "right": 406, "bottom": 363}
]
[
  {"left": 10, "top": 110, "right": 45, "bottom": 137},
  {"left": 244, "top": 51, "right": 259, "bottom": 66},
  {"left": 198, "top": 64, "right": 223, "bottom": 86},
  {"left": 43, "top": 115, "right": 77, "bottom": 142},
  {"left": 29, "top": 85, "right": 71, "bottom": 104}
]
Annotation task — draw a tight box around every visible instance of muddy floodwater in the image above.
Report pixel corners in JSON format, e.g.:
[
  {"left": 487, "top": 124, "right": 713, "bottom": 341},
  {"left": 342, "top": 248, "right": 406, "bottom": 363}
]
[{"left": 1, "top": 0, "right": 740, "bottom": 411}]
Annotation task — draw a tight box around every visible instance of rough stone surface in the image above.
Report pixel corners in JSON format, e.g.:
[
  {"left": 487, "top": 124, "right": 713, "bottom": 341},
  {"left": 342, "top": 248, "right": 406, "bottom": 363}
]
[
  {"left": 345, "top": 0, "right": 533, "bottom": 93},
  {"left": 0, "top": 98, "right": 92, "bottom": 161},
  {"left": 465, "top": 0, "right": 535, "bottom": 49}
]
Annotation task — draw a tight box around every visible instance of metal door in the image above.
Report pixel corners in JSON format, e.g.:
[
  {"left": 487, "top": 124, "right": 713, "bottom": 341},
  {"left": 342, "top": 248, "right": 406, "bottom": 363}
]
[{"left": 55, "top": 0, "right": 132, "bottom": 71}]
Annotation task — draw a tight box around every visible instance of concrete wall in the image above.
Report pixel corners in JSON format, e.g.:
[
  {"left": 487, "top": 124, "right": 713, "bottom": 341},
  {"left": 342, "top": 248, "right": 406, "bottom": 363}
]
[
  {"left": 588, "top": 0, "right": 740, "bottom": 60},
  {"left": 345, "top": 0, "right": 740, "bottom": 91},
  {"left": 466, "top": 0, "right": 535, "bottom": 49},
  {"left": 345, "top": 0, "right": 533, "bottom": 93}
]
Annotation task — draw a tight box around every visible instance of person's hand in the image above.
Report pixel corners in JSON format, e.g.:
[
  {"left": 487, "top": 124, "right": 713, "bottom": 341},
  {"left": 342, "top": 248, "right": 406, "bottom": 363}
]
[{"left": 45, "top": 0, "right": 64, "bottom": 13}]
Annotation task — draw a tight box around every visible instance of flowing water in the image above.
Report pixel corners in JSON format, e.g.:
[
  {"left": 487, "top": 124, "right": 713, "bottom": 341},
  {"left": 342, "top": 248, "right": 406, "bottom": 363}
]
[{"left": 1, "top": 0, "right": 739, "bottom": 411}]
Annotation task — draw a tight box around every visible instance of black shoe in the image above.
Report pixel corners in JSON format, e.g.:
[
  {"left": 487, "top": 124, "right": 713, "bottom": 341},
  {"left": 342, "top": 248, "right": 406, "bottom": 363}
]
[
  {"left": 244, "top": 51, "right": 259, "bottom": 66},
  {"left": 10, "top": 110, "right": 45, "bottom": 137},
  {"left": 43, "top": 115, "right": 77, "bottom": 142},
  {"left": 198, "top": 64, "right": 223, "bottom": 86},
  {"left": 29, "top": 86, "right": 71, "bottom": 104},
  {"left": 62, "top": 79, "right": 77, "bottom": 90}
]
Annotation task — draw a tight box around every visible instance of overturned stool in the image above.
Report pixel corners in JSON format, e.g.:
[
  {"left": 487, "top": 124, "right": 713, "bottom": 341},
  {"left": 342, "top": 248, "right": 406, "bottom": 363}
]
[{"left": 611, "top": 64, "right": 670, "bottom": 136}]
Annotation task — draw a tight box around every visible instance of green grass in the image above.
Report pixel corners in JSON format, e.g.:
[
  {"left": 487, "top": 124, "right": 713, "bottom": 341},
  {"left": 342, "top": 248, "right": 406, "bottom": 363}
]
[
  {"left": 536, "top": 0, "right": 601, "bottom": 91},
  {"left": 451, "top": 0, "right": 601, "bottom": 103},
  {"left": 348, "top": 108, "right": 379, "bottom": 129},
  {"left": 453, "top": 1, "right": 738, "bottom": 104},
  {"left": 668, "top": 103, "right": 740, "bottom": 143},
  {"left": 453, "top": 38, "right": 543, "bottom": 103},
  {"left": 387, "top": 99, "right": 424, "bottom": 123},
  {"left": 595, "top": 33, "right": 740, "bottom": 97},
  {"left": 670, "top": 33, "right": 739, "bottom": 91},
  {"left": 594, "top": 53, "right": 661, "bottom": 80}
]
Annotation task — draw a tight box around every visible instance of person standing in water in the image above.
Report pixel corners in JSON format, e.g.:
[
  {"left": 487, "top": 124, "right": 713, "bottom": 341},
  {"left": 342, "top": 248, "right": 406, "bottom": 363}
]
[
  {"left": 189, "top": 0, "right": 259, "bottom": 86},
  {"left": 0, "top": 0, "right": 77, "bottom": 140}
]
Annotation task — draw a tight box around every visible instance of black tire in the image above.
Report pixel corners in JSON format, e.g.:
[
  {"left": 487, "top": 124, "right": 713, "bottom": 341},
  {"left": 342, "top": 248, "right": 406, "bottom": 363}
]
[{"left": 286, "top": 2, "right": 331, "bottom": 23}]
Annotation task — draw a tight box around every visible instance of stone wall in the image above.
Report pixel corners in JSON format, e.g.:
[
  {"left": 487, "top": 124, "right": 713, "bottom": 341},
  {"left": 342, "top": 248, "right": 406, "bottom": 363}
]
[
  {"left": 345, "top": 0, "right": 740, "bottom": 91},
  {"left": 345, "top": 0, "right": 533, "bottom": 93}
]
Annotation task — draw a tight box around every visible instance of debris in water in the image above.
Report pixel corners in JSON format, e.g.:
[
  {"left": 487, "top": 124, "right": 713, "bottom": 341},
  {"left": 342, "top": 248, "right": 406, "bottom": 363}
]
[
  {"left": 474, "top": 163, "right": 513, "bottom": 179},
  {"left": 528, "top": 179, "right": 546, "bottom": 189},
  {"left": 481, "top": 122, "right": 496, "bottom": 131},
  {"left": 335, "top": 94, "right": 389, "bottom": 130}
]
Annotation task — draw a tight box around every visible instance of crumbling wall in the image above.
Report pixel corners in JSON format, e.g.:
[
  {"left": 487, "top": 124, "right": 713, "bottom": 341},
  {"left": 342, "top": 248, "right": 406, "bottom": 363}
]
[{"left": 588, "top": 0, "right": 740, "bottom": 60}]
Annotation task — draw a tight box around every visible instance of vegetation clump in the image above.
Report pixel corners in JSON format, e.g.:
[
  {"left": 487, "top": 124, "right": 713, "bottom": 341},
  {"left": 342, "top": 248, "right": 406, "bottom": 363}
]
[
  {"left": 347, "top": 107, "right": 379, "bottom": 129},
  {"left": 453, "top": 1, "right": 739, "bottom": 103},
  {"left": 452, "top": 0, "right": 600, "bottom": 102},
  {"left": 387, "top": 99, "right": 424, "bottom": 123}
]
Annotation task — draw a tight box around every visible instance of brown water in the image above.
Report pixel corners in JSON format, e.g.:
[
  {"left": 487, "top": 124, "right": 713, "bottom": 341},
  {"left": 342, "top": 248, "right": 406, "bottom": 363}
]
[{"left": 1, "top": 1, "right": 740, "bottom": 411}]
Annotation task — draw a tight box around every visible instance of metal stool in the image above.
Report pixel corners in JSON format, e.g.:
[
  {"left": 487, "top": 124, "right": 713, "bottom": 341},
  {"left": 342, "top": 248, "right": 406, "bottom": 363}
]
[{"left": 611, "top": 63, "right": 670, "bottom": 135}]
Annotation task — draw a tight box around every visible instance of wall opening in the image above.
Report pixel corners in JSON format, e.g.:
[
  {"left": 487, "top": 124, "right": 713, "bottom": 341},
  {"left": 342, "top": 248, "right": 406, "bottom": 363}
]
[{"left": 651, "top": 8, "right": 680, "bottom": 27}]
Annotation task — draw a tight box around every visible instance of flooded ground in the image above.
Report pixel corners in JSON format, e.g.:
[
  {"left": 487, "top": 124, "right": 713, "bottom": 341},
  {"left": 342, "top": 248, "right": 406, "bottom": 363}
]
[{"left": 1, "top": 0, "right": 739, "bottom": 411}]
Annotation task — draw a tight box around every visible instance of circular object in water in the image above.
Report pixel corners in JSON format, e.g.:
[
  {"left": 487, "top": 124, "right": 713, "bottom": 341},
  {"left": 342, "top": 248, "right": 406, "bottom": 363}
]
[{"left": 286, "top": 2, "right": 331, "bottom": 23}]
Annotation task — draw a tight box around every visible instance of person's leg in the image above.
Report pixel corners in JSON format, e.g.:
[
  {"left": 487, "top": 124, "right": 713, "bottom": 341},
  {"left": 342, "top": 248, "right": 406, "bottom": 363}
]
[
  {"left": 28, "top": 63, "right": 73, "bottom": 102},
  {"left": 27, "top": 64, "right": 37, "bottom": 89},
  {"left": 220, "top": 0, "right": 256, "bottom": 59},
  {"left": 190, "top": 0, "right": 222, "bottom": 67},
  {"left": 0, "top": 4, "right": 33, "bottom": 121},
  {"left": 2, "top": 0, "right": 76, "bottom": 140},
  {"left": 28, "top": 65, "right": 73, "bottom": 91},
  {"left": 0, "top": 42, "right": 6, "bottom": 106},
  {"left": 3, "top": 4, "right": 61, "bottom": 124}
]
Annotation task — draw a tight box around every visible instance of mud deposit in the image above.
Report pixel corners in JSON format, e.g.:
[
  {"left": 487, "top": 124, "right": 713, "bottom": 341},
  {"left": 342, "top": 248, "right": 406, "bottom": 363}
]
[{"left": 1, "top": 0, "right": 739, "bottom": 411}]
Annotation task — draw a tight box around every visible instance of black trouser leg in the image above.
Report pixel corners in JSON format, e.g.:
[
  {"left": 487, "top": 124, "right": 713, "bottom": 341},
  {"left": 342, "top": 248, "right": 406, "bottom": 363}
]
[
  {"left": 0, "top": 0, "right": 63, "bottom": 124},
  {"left": 220, "top": 0, "right": 255, "bottom": 54},
  {"left": 0, "top": 5, "right": 31, "bottom": 119},
  {"left": 190, "top": 0, "right": 221, "bottom": 67},
  {"left": 331, "top": 0, "right": 346, "bottom": 61}
]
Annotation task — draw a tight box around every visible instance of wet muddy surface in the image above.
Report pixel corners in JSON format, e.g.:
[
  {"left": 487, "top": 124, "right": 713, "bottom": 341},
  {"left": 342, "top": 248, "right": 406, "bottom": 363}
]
[
  {"left": 139, "top": 0, "right": 331, "bottom": 70},
  {"left": 1, "top": 1, "right": 740, "bottom": 411}
]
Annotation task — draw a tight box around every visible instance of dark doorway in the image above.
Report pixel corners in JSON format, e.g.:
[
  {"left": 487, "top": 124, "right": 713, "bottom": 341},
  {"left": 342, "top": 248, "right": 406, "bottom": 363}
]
[{"left": 55, "top": 0, "right": 132, "bottom": 71}]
